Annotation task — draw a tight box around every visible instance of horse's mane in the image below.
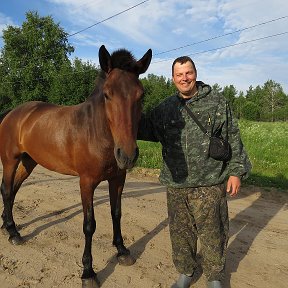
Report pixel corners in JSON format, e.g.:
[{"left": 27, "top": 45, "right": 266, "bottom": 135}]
[
  {"left": 110, "top": 49, "right": 137, "bottom": 72},
  {"left": 98, "top": 48, "right": 137, "bottom": 79},
  {"left": 92, "top": 48, "right": 137, "bottom": 98}
]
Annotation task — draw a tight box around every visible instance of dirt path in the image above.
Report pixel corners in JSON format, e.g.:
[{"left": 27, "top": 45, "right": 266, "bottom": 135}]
[{"left": 0, "top": 166, "right": 287, "bottom": 288}]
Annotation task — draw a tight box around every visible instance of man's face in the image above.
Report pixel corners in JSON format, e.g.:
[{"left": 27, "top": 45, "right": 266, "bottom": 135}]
[{"left": 172, "top": 61, "right": 197, "bottom": 98}]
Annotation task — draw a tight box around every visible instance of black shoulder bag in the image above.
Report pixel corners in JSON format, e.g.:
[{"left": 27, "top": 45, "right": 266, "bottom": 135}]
[{"left": 183, "top": 104, "right": 232, "bottom": 162}]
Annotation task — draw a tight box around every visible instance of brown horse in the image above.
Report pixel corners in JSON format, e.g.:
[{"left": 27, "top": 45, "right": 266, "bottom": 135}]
[{"left": 0, "top": 45, "right": 152, "bottom": 288}]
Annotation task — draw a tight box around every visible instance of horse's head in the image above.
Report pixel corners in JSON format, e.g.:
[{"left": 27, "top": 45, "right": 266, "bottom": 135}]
[{"left": 99, "top": 45, "right": 152, "bottom": 170}]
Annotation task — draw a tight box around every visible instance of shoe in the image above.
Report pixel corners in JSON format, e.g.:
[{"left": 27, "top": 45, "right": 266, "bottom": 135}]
[
  {"left": 207, "top": 280, "right": 222, "bottom": 288},
  {"left": 171, "top": 274, "right": 193, "bottom": 288}
]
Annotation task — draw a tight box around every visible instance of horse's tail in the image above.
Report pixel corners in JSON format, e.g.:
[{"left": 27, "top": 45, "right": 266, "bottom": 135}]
[{"left": 0, "top": 109, "right": 12, "bottom": 124}]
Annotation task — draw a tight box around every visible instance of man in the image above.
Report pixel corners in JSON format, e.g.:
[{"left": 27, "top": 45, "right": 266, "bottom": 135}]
[{"left": 138, "top": 56, "right": 251, "bottom": 288}]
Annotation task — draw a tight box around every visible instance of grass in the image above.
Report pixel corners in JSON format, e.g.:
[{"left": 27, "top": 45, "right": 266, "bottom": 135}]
[
  {"left": 136, "top": 140, "right": 162, "bottom": 169},
  {"left": 135, "top": 120, "right": 288, "bottom": 191},
  {"left": 239, "top": 120, "right": 288, "bottom": 190}
]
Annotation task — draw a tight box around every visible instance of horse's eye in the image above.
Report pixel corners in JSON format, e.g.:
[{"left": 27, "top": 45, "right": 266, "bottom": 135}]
[{"left": 104, "top": 93, "right": 110, "bottom": 100}]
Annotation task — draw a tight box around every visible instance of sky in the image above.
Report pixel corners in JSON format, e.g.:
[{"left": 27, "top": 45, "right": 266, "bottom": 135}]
[{"left": 0, "top": 0, "right": 287, "bottom": 94}]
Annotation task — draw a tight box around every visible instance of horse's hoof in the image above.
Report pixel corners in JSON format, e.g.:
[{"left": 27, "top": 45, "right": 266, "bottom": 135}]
[
  {"left": 1, "top": 225, "right": 9, "bottom": 236},
  {"left": 82, "top": 275, "right": 100, "bottom": 288},
  {"left": 117, "top": 254, "right": 136, "bottom": 266},
  {"left": 9, "top": 234, "right": 25, "bottom": 245}
]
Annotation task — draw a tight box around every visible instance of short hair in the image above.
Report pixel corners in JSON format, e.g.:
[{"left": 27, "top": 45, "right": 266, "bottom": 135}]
[{"left": 172, "top": 56, "right": 197, "bottom": 76}]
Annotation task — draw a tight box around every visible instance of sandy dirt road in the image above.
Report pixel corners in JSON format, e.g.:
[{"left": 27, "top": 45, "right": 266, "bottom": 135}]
[{"left": 0, "top": 165, "right": 287, "bottom": 288}]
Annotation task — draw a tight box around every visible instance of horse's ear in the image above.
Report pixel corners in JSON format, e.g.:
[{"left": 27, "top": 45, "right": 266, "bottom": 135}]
[
  {"left": 99, "top": 45, "right": 112, "bottom": 73},
  {"left": 136, "top": 49, "right": 152, "bottom": 75}
]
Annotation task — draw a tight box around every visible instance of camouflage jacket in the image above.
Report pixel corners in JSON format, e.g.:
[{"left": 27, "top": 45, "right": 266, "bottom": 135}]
[{"left": 138, "top": 81, "right": 252, "bottom": 188}]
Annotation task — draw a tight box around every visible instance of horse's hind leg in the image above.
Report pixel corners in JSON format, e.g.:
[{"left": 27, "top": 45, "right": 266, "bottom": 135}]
[
  {"left": 13, "top": 153, "right": 37, "bottom": 197},
  {"left": 1, "top": 153, "right": 37, "bottom": 244},
  {"left": 1, "top": 158, "right": 22, "bottom": 244}
]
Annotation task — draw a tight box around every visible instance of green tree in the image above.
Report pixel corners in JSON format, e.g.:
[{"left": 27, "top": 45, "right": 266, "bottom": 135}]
[
  {"left": 223, "top": 85, "right": 237, "bottom": 105},
  {"left": 273, "top": 103, "right": 288, "bottom": 121},
  {"left": 211, "top": 83, "right": 222, "bottom": 94},
  {"left": 141, "top": 74, "right": 176, "bottom": 112},
  {"left": 48, "top": 58, "right": 99, "bottom": 105},
  {"left": 246, "top": 85, "right": 262, "bottom": 106},
  {"left": 233, "top": 91, "right": 246, "bottom": 119},
  {"left": 0, "top": 11, "right": 74, "bottom": 108},
  {"left": 242, "top": 101, "right": 260, "bottom": 120},
  {"left": 244, "top": 85, "right": 262, "bottom": 120},
  {"left": 261, "top": 80, "right": 287, "bottom": 122}
]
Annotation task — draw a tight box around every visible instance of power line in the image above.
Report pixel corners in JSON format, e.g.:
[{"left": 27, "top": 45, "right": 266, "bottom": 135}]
[
  {"left": 2, "top": 13, "right": 286, "bottom": 71},
  {"left": 154, "top": 15, "right": 288, "bottom": 56},
  {"left": 1, "top": 8, "right": 287, "bottom": 81},
  {"left": 68, "top": 0, "right": 150, "bottom": 37},
  {"left": 1, "top": 68, "right": 97, "bottom": 85},
  {"left": 2, "top": 30, "right": 287, "bottom": 86},
  {"left": 152, "top": 31, "right": 288, "bottom": 64},
  {"left": 0, "top": 0, "right": 150, "bottom": 69}
]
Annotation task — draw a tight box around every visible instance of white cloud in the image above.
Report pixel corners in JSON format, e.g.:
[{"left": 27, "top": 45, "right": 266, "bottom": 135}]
[
  {"left": 0, "top": 0, "right": 287, "bottom": 93},
  {"left": 48, "top": 0, "right": 178, "bottom": 47},
  {"left": 0, "top": 12, "right": 15, "bottom": 37},
  {"left": 71, "top": 33, "right": 108, "bottom": 48},
  {"left": 185, "top": 0, "right": 219, "bottom": 22}
]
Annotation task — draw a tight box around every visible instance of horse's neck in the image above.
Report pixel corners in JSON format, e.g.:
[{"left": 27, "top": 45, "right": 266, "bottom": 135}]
[
  {"left": 78, "top": 96, "right": 111, "bottom": 141},
  {"left": 74, "top": 76, "right": 114, "bottom": 149}
]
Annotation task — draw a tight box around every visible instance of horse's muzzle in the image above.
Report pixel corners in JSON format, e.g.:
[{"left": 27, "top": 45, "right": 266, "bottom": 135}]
[{"left": 114, "top": 146, "right": 139, "bottom": 169}]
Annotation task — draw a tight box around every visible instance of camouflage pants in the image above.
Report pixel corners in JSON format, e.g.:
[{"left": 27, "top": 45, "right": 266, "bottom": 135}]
[{"left": 166, "top": 184, "right": 229, "bottom": 281}]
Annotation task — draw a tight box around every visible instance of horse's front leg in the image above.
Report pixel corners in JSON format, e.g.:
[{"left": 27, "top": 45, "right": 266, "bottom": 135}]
[
  {"left": 108, "top": 173, "right": 135, "bottom": 266},
  {"left": 80, "top": 177, "right": 100, "bottom": 288}
]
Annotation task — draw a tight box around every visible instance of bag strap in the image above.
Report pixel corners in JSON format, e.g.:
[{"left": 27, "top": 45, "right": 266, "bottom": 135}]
[
  {"left": 184, "top": 102, "right": 230, "bottom": 140},
  {"left": 225, "top": 102, "right": 229, "bottom": 140},
  {"left": 183, "top": 104, "right": 209, "bottom": 136}
]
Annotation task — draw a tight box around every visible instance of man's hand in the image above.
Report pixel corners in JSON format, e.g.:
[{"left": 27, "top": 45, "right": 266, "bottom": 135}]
[{"left": 226, "top": 176, "right": 241, "bottom": 197}]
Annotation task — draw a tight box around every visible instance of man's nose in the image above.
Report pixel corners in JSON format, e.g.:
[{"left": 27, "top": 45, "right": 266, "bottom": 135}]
[{"left": 182, "top": 74, "right": 187, "bottom": 80}]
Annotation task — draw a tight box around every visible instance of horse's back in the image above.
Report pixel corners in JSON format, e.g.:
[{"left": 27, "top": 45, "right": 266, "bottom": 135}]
[
  {"left": 0, "top": 101, "right": 61, "bottom": 144},
  {"left": 0, "top": 101, "right": 79, "bottom": 174},
  {"left": 1, "top": 101, "right": 58, "bottom": 124}
]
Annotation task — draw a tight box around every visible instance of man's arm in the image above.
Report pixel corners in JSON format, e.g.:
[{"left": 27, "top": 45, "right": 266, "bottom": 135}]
[
  {"left": 137, "top": 112, "right": 159, "bottom": 142},
  {"left": 226, "top": 175, "right": 241, "bottom": 197}
]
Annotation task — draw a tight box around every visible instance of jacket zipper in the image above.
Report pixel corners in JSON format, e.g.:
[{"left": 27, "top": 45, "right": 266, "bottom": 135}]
[{"left": 184, "top": 109, "right": 190, "bottom": 171}]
